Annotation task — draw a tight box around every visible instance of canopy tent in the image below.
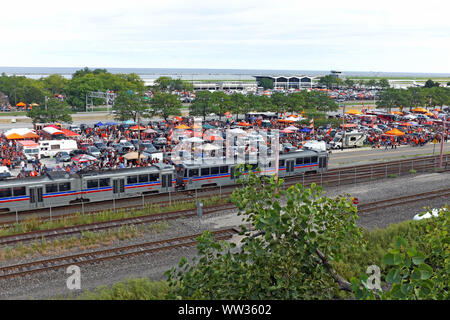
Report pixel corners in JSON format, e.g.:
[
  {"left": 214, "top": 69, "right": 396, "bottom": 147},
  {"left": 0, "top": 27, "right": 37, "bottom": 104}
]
[
  {"left": 412, "top": 107, "right": 428, "bottom": 113},
  {"left": 94, "top": 122, "right": 105, "bottom": 126},
  {"left": 175, "top": 124, "right": 190, "bottom": 129},
  {"left": 22, "top": 131, "right": 40, "bottom": 139},
  {"left": 16, "top": 102, "right": 26, "bottom": 107},
  {"left": 60, "top": 129, "right": 80, "bottom": 137},
  {"left": 280, "top": 129, "right": 294, "bottom": 134},
  {"left": 105, "top": 121, "right": 118, "bottom": 126},
  {"left": 72, "top": 154, "right": 98, "bottom": 163},
  {"left": 300, "top": 128, "right": 311, "bottom": 132},
  {"left": 122, "top": 119, "right": 136, "bottom": 125},
  {"left": 345, "top": 109, "right": 363, "bottom": 115},
  {"left": 238, "top": 122, "right": 252, "bottom": 127},
  {"left": 6, "top": 133, "right": 24, "bottom": 140},
  {"left": 278, "top": 119, "right": 294, "bottom": 123},
  {"left": 123, "top": 152, "right": 148, "bottom": 160},
  {"left": 197, "top": 144, "right": 221, "bottom": 151},
  {"left": 202, "top": 123, "right": 216, "bottom": 129},
  {"left": 285, "top": 125, "right": 299, "bottom": 131},
  {"left": 143, "top": 128, "right": 157, "bottom": 134},
  {"left": 173, "top": 116, "right": 183, "bottom": 122},
  {"left": 228, "top": 128, "right": 246, "bottom": 134},
  {"left": 204, "top": 135, "right": 223, "bottom": 141},
  {"left": 398, "top": 122, "right": 413, "bottom": 127},
  {"left": 384, "top": 128, "right": 405, "bottom": 136},
  {"left": 392, "top": 111, "right": 403, "bottom": 115},
  {"left": 340, "top": 123, "right": 357, "bottom": 128},
  {"left": 192, "top": 124, "right": 202, "bottom": 129},
  {"left": 130, "top": 125, "right": 146, "bottom": 131},
  {"left": 184, "top": 137, "right": 204, "bottom": 143}
]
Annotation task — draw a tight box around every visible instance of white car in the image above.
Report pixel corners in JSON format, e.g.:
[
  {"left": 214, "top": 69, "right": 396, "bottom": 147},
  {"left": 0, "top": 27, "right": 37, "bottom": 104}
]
[{"left": 413, "top": 208, "right": 445, "bottom": 221}]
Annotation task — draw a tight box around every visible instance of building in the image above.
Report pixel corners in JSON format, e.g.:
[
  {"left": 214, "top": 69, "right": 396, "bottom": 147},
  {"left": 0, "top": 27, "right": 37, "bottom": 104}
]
[
  {"left": 330, "top": 70, "right": 343, "bottom": 79},
  {"left": 253, "top": 75, "right": 314, "bottom": 89},
  {"left": 191, "top": 81, "right": 257, "bottom": 91}
]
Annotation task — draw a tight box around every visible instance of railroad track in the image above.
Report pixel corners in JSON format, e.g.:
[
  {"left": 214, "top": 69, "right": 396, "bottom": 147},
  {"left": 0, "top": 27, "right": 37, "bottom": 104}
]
[
  {"left": 357, "top": 188, "right": 450, "bottom": 213},
  {"left": 0, "top": 203, "right": 237, "bottom": 246},
  {"left": 0, "top": 228, "right": 237, "bottom": 280},
  {"left": 0, "top": 155, "right": 448, "bottom": 226}
]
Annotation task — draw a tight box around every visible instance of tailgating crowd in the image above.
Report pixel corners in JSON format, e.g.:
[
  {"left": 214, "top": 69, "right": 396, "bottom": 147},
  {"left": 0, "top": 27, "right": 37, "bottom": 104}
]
[{"left": 0, "top": 108, "right": 449, "bottom": 178}]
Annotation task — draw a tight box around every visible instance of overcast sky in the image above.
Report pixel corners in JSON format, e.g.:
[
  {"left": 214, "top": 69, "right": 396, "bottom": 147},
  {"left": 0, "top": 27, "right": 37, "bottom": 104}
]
[{"left": 1, "top": 0, "right": 449, "bottom": 73}]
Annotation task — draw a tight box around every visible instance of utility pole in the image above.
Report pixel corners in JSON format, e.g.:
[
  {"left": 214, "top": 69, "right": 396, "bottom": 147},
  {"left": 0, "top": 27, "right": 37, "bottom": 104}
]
[
  {"left": 137, "top": 110, "right": 141, "bottom": 165},
  {"left": 440, "top": 120, "right": 448, "bottom": 168}
]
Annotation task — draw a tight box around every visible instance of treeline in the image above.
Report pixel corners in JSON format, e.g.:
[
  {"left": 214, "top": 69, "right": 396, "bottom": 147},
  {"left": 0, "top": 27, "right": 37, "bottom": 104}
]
[
  {"left": 376, "top": 86, "right": 450, "bottom": 111},
  {"left": 189, "top": 90, "right": 339, "bottom": 120}
]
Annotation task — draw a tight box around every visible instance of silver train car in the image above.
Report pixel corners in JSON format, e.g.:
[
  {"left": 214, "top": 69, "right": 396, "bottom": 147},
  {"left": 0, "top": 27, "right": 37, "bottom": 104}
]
[
  {"left": 176, "top": 149, "right": 328, "bottom": 190},
  {"left": 0, "top": 150, "right": 328, "bottom": 213}
]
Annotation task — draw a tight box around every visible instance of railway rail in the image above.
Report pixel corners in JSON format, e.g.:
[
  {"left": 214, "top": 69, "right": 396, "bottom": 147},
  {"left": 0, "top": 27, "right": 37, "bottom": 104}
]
[
  {"left": 0, "top": 155, "right": 448, "bottom": 226},
  {"left": 0, "top": 228, "right": 237, "bottom": 280}
]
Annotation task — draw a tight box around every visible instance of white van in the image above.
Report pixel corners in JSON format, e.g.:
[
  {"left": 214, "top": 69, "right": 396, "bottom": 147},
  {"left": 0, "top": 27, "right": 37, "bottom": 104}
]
[
  {"left": 40, "top": 140, "right": 78, "bottom": 158},
  {"left": 17, "top": 140, "right": 41, "bottom": 162}
]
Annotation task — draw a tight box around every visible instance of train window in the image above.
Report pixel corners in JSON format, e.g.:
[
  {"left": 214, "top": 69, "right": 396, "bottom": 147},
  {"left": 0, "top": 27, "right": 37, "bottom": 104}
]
[
  {"left": 211, "top": 167, "right": 219, "bottom": 175},
  {"left": 13, "top": 187, "right": 26, "bottom": 196},
  {"left": 59, "top": 182, "right": 71, "bottom": 192},
  {"left": 189, "top": 169, "right": 199, "bottom": 177},
  {"left": 296, "top": 158, "right": 303, "bottom": 165},
  {"left": 0, "top": 188, "right": 11, "bottom": 198},
  {"left": 279, "top": 160, "right": 285, "bottom": 167},
  {"left": 87, "top": 180, "right": 99, "bottom": 189},
  {"left": 46, "top": 184, "right": 58, "bottom": 193},
  {"left": 99, "top": 178, "right": 110, "bottom": 187},
  {"left": 304, "top": 157, "right": 311, "bottom": 164},
  {"left": 201, "top": 168, "right": 210, "bottom": 176},
  {"left": 311, "top": 156, "right": 318, "bottom": 163},
  {"left": 139, "top": 174, "right": 149, "bottom": 183},
  {"left": 220, "top": 166, "right": 228, "bottom": 174},
  {"left": 149, "top": 173, "right": 159, "bottom": 182},
  {"left": 127, "top": 176, "right": 137, "bottom": 184}
]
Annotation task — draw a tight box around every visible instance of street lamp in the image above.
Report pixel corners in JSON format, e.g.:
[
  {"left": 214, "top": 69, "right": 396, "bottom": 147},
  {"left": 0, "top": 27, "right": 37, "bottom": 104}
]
[{"left": 439, "top": 120, "right": 448, "bottom": 168}]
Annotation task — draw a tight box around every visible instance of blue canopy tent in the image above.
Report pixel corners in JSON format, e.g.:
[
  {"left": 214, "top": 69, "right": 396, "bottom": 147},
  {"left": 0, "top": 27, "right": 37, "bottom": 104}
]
[
  {"left": 94, "top": 122, "right": 105, "bottom": 127},
  {"left": 105, "top": 121, "right": 118, "bottom": 126},
  {"left": 123, "top": 120, "right": 136, "bottom": 125},
  {"left": 300, "top": 128, "right": 311, "bottom": 132}
]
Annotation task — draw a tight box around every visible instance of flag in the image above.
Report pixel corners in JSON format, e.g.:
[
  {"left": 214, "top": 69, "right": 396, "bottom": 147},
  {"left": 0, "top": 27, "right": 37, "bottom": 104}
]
[{"left": 326, "top": 127, "right": 332, "bottom": 135}]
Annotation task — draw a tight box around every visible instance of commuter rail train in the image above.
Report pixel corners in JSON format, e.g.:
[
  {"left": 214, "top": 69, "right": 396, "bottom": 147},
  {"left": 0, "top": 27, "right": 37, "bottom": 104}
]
[{"left": 0, "top": 149, "right": 328, "bottom": 213}]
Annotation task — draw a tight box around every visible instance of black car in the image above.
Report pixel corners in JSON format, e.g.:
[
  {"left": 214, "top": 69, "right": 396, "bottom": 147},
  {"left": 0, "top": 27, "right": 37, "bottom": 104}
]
[
  {"left": 140, "top": 142, "right": 158, "bottom": 153},
  {"left": 55, "top": 151, "right": 71, "bottom": 162},
  {"left": 94, "top": 141, "right": 108, "bottom": 151},
  {"left": 70, "top": 149, "right": 85, "bottom": 157}
]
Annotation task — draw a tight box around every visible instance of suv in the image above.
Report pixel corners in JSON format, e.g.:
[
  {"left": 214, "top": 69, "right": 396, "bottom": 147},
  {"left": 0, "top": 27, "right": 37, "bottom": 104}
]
[
  {"left": 55, "top": 151, "right": 71, "bottom": 162},
  {"left": 94, "top": 141, "right": 108, "bottom": 151},
  {"left": 69, "top": 125, "right": 81, "bottom": 133},
  {"left": 86, "top": 146, "right": 101, "bottom": 158}
]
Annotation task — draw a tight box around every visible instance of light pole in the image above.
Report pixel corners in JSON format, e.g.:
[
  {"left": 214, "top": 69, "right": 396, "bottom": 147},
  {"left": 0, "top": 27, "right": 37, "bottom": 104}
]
[{"left": 439, "top": 120, "right": 448, "bottom": 168}]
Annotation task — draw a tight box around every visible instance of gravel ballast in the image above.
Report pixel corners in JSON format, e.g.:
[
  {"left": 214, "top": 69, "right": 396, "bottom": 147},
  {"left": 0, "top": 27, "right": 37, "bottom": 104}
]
[{"left": 0, "top": 171, "right": 448, "bottom": 300}]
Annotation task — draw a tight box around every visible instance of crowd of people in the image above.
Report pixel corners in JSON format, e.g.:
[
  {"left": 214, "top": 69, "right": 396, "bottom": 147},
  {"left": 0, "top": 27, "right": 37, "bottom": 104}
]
[{"left": 0, "top": 108, "right": 448, "bottom": 179}]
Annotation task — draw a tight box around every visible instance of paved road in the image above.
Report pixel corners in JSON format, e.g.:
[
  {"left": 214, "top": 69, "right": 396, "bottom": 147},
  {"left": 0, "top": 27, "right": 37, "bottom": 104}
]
[{"left": 329, "top": 142, "right": 449, "bottom": 168}]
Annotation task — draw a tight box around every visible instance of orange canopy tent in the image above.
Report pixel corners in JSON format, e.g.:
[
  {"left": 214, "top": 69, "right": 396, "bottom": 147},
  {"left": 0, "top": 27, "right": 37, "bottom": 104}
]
[
  {"left": 175, "top": 124, "right": 190, "bottom": 129},
  {"left": 130, "top": 125, "right": 146, "bottom": 130},
  {"left": 173, "top": 116, "right": 183, "bottom": 122},
  {"left": 412, "top": 107, "right": 427, "bottom": 113},
  {"left": 399, "top": 123, "right": 413, "bottom": 127},
  {"left": 238, "top": 122, "right": 252, "bottom": 126},
  {"left": 278, "top": 119, "right": 294, "bottom": 123},
  {"left": 204, "top": 135, "right": 223, "bottom": 141},
  {"left": 392, "top": 111, "right": 403, "bottom": 115},
  {"left": 384, "top": 128, "right": 405, "bottom": 136},
  {"left": 6, "top": 133, "right": 24, "bottom": 140},
  {"left": 16, "top": 102, "right": 26, "bottom": 107},
  {"left": 345, "top": 109, "right": 363, "bottom": 115},
  {"left": 192, "top": 124, "right": 202, "bottom": 129},
  {"left": 22, "top": 131, "right": 40, "bottom": 139},
  {"left": 340, "top": 123, "right": 357, "bottom": 128}
]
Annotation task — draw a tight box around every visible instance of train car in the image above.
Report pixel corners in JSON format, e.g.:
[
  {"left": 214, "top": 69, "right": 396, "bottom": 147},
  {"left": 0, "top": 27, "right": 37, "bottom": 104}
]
[
  {"left": 278, "top": 149, "right": 328, "bottom": 177},
  {"left": 176, "top": 159, "right": 235, "bottom": 190}
]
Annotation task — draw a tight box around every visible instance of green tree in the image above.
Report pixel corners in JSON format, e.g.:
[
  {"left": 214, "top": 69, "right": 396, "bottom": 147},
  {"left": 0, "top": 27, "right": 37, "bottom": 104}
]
[
  {"left": 113, "top": 90, "right": 149, "bottom": 122},
  {"left": 229, "top": 92, "right": 249, "bottom": 121},
  {"left": 319, "top": 75, "right": 339, "bottom": 89},
  {"left": 259, "top": 78, "right": 274, "bottom": 90},
  {"left": 155, "top": 76, "right": 173, "bottom": 91},
  {"left": 344, "top": 78, "right": 355, "bottom": 88},
  {"left": 424, "top": 79, "right": 440, "bottom": 88},
  {"left": 150, "top": 92, "right": 182, "bottom": 121},
  {"left": 27, "top": 98, "right": 72, "bottom": 123},
  {"left": 40, "top": 74, "right": 68, "bottom": 95},
  {"left": 304, "top": 91, "right": 338, "bottom": 112},
  {"left": 285, "top": 92, "right": 305, "bottom": 114},
  {"left": 211, "top": 91, "right": 231, "bottom": 120},
  {"left": 190, "top": 90, "right": 214, "bottom": 120},
  {"left": 377, "top": 78, "right": 390, "bottom": 89},
  {"left": 376, "top": 88, "right": 408, "bottom": 112},
  {"left": 406, "top": 87, "right": 426, "bottom": 111},
  {"left": 166, "top": 170, "right": 363, "bottom": 299},
  {"left": 270, "top": 91, "right": 287, "bottom": 114},
  {"left": 366, "top": 79, "right": 377, "bottom": 88}
]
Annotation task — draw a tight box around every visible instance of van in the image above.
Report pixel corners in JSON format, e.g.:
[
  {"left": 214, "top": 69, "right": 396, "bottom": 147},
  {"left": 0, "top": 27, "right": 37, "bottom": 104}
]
[{"left": 17, "top": 140, "right": 41, "bottom": 162}]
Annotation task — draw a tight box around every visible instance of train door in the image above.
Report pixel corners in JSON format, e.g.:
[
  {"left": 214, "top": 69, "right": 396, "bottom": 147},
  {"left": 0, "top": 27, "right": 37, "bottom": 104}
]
[
  {"left": 286, "top": 160, "right": 295, "bottom": 176},
  {"left": 319, "top": 157, "right": 327, "bottom": 171},
  {"left": 161, "top": 173, "right": 173, "bottom": 192},
  {"left": 113, "top": 179, "right": 125, "bottom": 198},
  {"left": 29, "top": 187, "right": 44, "bottom": 208},
  {"left": 230, "top": 166, "right": 235, "bottom": 180}
]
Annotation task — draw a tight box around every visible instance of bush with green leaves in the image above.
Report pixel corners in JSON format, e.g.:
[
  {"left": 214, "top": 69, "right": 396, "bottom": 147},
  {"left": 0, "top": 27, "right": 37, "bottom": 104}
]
[{"left": 166, "top": 166, "right": 363, "bottom": 299}]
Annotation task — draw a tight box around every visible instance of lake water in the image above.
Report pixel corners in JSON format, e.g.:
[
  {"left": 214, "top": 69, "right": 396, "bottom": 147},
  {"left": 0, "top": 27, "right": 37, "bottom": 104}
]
[{"left": 1, "top": 67, "right": 449, "bottom": 81}]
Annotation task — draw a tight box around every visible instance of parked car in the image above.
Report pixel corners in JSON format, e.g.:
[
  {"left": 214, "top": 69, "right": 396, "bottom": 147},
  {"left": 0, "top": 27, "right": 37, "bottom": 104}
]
[
  {"left": 70, "top": 149, "right": 84, "bottom": 157},
  {"left": 69, "top": 125, "right": 81, "bottom": 133},
  {"left": 153, "top": 137, "right": 167, "bottom": 147},
  {"left": 94, "top": 141, "right": 108, "bottom": 151},
  {"left": 55, "top": 151, "right": 71, "bottom": 162},
  {"left": 119, "top": 141, "right": 135, "bottom": 151},
  {"left": 111, "top": 143, "right": 133, "bottom": 155},
  {"left": 140, "top": 142, "right": 159, "bottom": 153},
  {"left": 86, "top": 146, "right": 101, "bottom": 158}
]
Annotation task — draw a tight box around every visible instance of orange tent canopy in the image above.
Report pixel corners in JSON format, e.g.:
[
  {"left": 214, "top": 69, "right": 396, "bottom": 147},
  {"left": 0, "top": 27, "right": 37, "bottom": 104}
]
[
  {"left": 346, "top": 109, "right": 363, "bottom": 115},
  {"left": 173, "top": 116, "right": 183, "bottom": 122},
  {"left": 238, "top": 122, "right": 252, "bottom": 126},
  {"left": 192, "top": 124, "right": 202, "bottom": 129},
  {"left": 384, "top": 128, "right": 405, "bottom": 136},
  {"left": 278, "top": 119, "right": 294, "bottom": 123},
  {"left": 175, "top": 124, "right": 190, "bottom": 129},
  {"left": 392, "top": 111, "right": 403, "bottom": 115},
  {"left": 412, "top": 107, "right": 427, "bottom": 113},
  {"left": 16, "top": 102, "right": 26, "bottom": 107},
  {"left": 22, "top": 131, "right": 40, "bottom": 139},
  {"left": 6, "top": 133, "right": 24, "bottom": 140},
  {"left": 130, "top": 125, "right": 146, "bottom": 130}
]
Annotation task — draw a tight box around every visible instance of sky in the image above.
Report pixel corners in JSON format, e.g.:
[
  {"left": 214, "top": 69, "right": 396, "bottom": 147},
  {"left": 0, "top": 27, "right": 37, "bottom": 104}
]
[{"left": 1, "top": 0, "right": 449, "bottom": 73}]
